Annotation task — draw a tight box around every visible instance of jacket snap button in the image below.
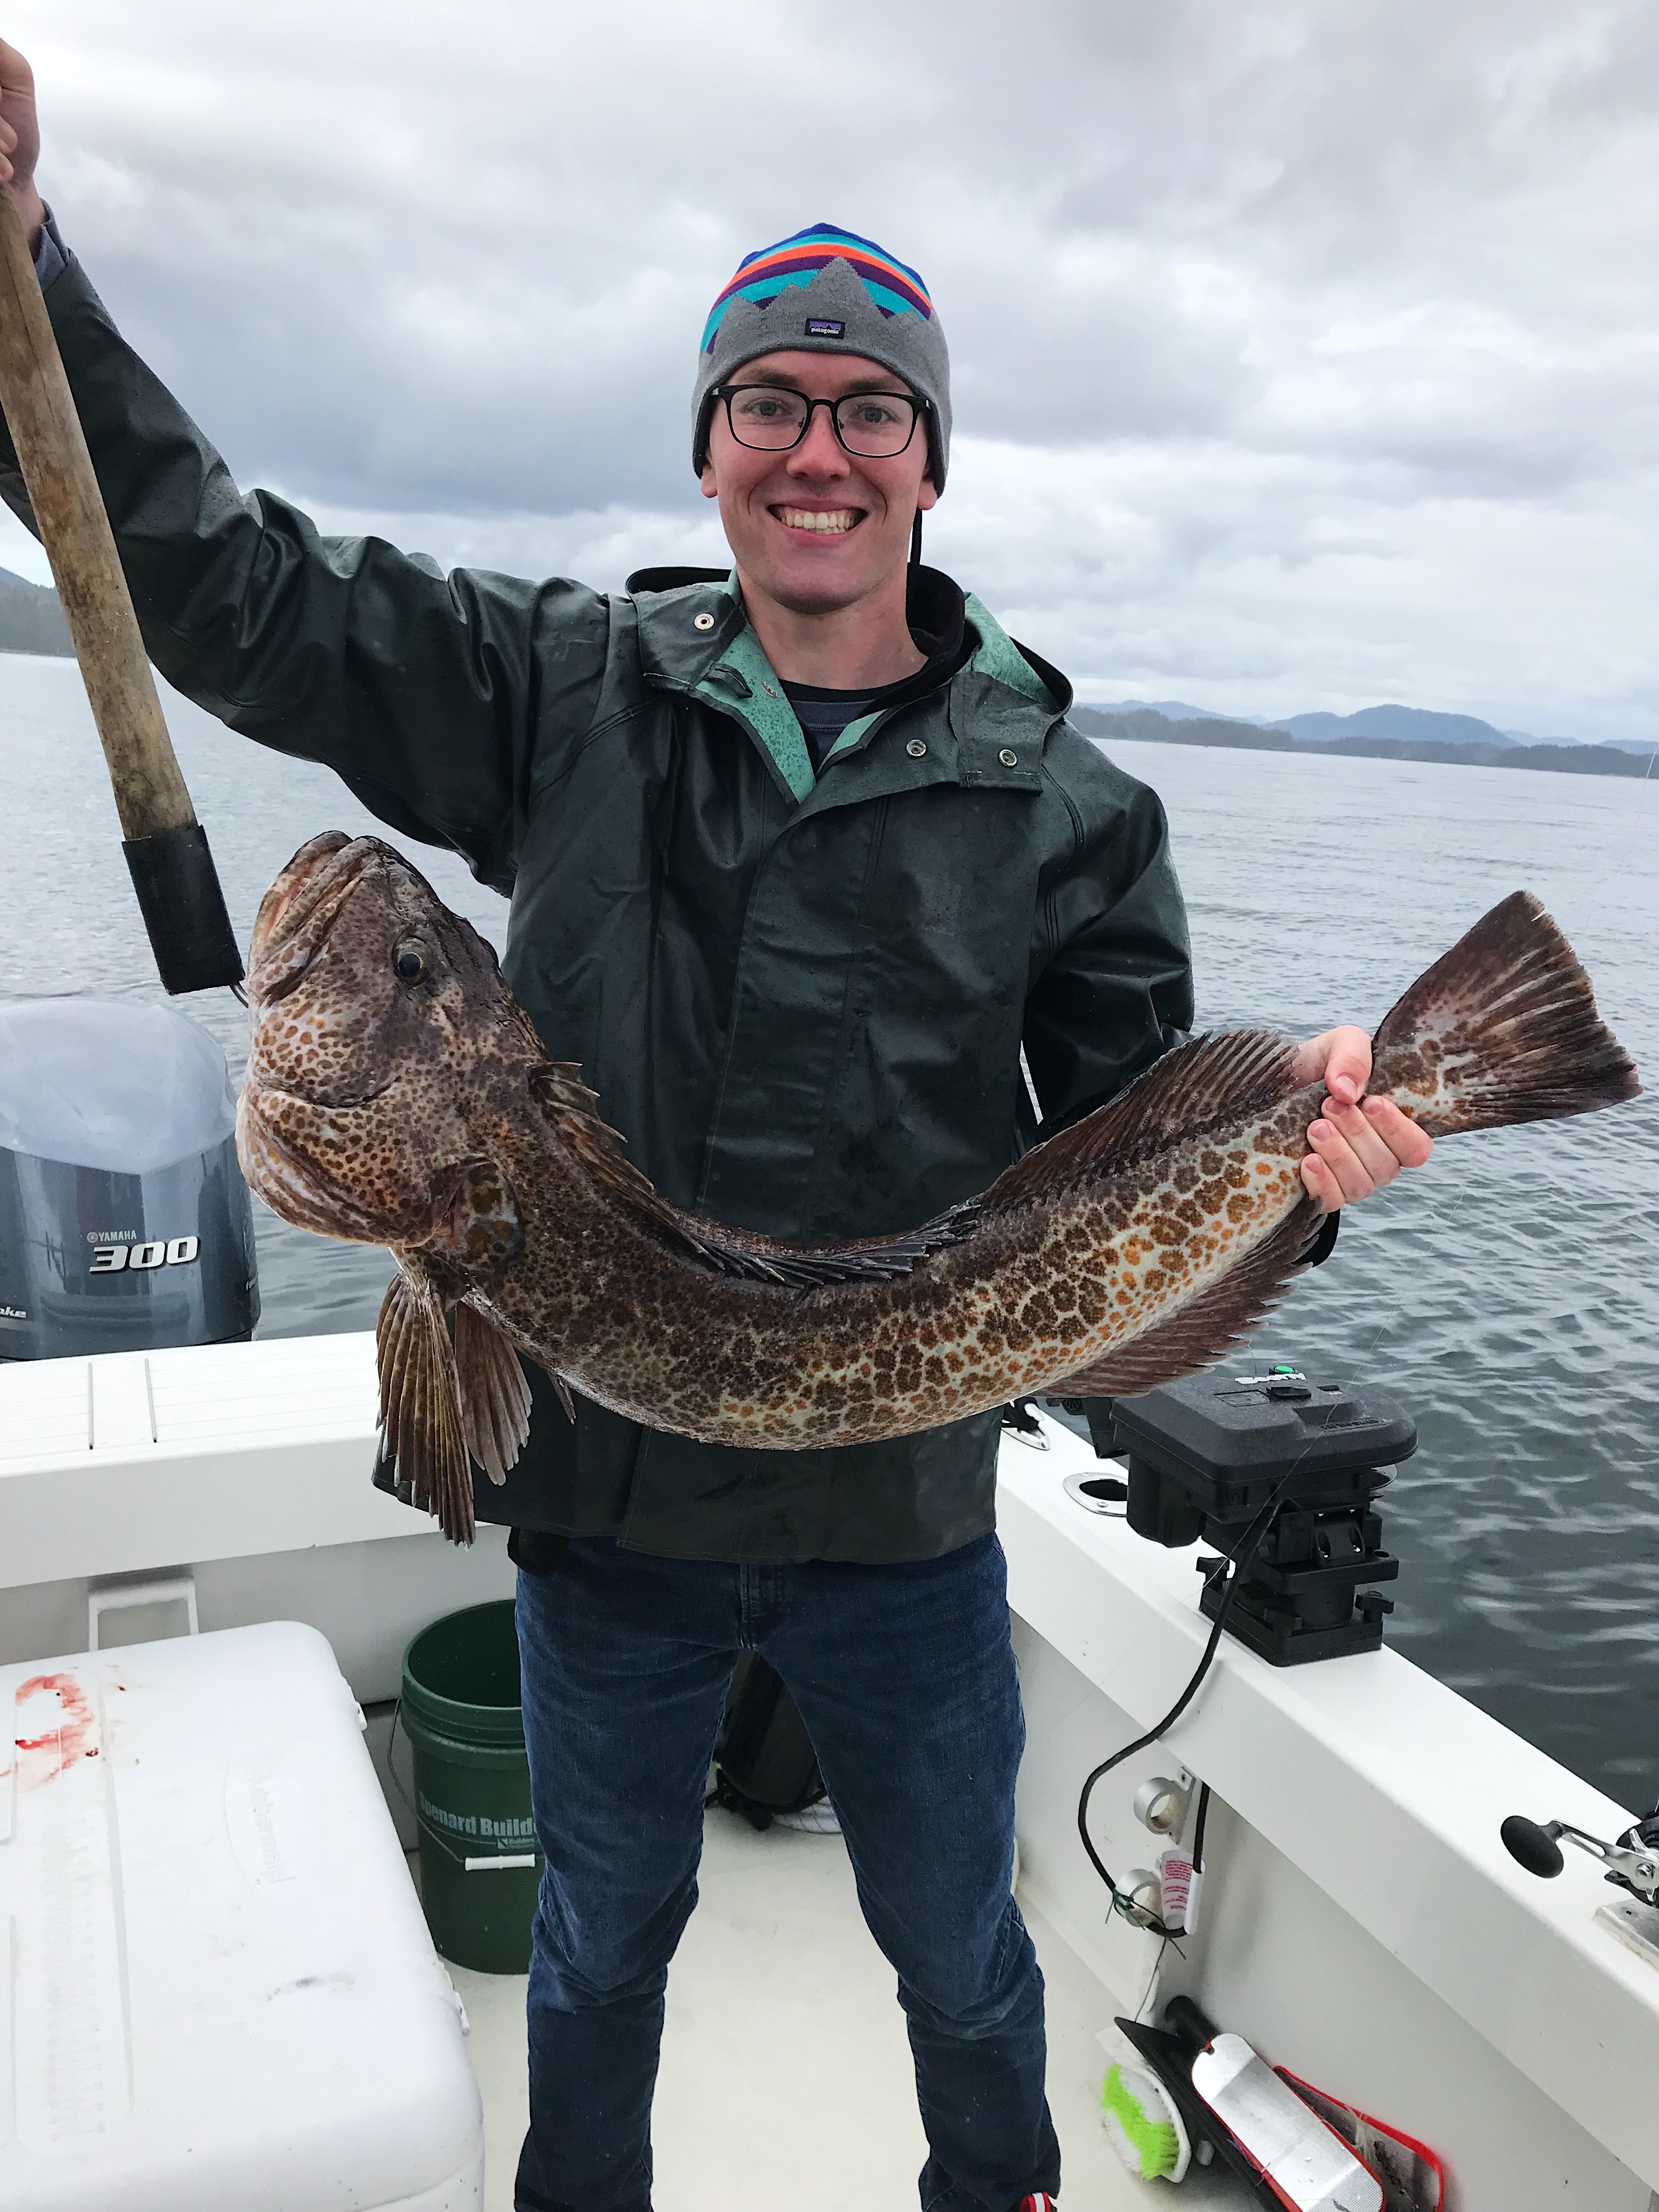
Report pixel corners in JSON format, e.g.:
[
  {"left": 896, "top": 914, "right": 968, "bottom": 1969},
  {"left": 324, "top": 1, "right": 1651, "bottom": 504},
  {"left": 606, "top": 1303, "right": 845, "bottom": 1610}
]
[
  {"left": 999, "top": 748, "right": 1019, "bottom": 766},
  {"left": 906, "top": 738, "right": 927, "bottom": 759},
  {"left": 693, "top": 612, "right": 715, "bottom": 630}
]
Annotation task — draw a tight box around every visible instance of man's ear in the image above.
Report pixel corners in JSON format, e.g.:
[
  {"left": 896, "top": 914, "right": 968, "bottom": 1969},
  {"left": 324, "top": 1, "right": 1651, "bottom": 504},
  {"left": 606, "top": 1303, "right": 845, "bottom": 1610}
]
[
  {"left": 918, "top": 475, "right": 939, "bottom": 514},
  {"left": 700, "top": 461, "right": 720, "bottom": 501}
]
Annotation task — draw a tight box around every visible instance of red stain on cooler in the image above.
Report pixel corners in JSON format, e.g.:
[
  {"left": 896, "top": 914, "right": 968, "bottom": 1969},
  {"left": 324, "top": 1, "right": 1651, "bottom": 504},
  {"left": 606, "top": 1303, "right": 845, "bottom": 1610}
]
[{"left": 15, "top": 1672, "right": 99, "bottom": 1788}]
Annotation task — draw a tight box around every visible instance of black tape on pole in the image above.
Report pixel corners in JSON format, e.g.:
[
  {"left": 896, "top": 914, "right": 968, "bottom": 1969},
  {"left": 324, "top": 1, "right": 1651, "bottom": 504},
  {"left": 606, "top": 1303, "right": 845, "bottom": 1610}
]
[{"left": 122, "top": 824, "right": 245, "bottom": 995}]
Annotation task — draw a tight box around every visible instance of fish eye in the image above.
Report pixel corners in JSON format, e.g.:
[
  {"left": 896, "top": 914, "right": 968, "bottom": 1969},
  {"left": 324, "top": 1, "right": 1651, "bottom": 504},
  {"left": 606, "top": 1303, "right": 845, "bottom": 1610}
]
[{"left": 394, "top": 946, "right": 426, "bottom": 983}]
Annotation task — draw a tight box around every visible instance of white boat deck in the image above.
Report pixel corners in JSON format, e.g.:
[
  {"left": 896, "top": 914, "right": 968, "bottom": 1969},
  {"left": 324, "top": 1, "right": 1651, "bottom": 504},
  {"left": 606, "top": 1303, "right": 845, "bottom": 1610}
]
[
  {"left": 7, "top": 1338, "right": 1659, "bottom": 2208},
  {"left": 442, "top": 1808, "right": 1245, "bottom": 2211}
]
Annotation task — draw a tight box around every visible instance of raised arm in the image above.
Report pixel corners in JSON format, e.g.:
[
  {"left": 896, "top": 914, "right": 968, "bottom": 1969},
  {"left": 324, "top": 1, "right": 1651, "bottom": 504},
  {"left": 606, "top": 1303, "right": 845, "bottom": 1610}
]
[{"left": 0, "top": 37, "right": 610, "bottom": 894}]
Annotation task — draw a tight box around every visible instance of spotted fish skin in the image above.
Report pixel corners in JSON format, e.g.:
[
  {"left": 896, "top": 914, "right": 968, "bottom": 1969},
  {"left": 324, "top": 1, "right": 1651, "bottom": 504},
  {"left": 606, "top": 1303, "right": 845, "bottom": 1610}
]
[
  {"left": 238, "top": 835, "right": 1639, "bottom": 1539},
  {"left": 477, "top": 1061, "right": 1319, "bottom": 1450}
]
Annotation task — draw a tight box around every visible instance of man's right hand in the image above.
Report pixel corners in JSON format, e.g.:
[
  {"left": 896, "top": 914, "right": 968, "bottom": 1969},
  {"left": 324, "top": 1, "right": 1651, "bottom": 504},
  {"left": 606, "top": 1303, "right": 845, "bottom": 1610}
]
[{"left": 0, "top": 37, "right": 45, "bottom": 251}]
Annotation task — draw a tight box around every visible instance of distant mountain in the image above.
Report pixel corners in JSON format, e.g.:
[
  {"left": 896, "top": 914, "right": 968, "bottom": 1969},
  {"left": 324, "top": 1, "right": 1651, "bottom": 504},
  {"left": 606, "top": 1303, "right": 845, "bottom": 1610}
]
[
  {"left": 1080, "top": 702, "right": 1654, "bottom": 781},
  {"left": 0, "top": 566, "right": 72, "bottom": 656},
  {"left": 1092, "top": 698, "right": 1269, "bottom": 725},
  {"left": 1073, "top": 705, "right": 1291, "bottom": 751},
  {"left": 1091, "top": 698, "right": 1526, "bottom": 748},
  {"left": 1278, "top": 704, "right": 1523, "bottom": 749},
  {"left": 1531, "top": 733, "right": 1657, "bottom": 760},
  {"left": 1085, "top": 696, "right": 1659, "bottom": 754}
]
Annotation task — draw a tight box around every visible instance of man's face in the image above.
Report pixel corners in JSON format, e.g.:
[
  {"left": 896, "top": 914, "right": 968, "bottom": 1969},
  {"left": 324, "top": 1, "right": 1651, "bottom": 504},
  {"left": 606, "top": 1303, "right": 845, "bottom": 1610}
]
[{"left": 700, "top": 350, "right": 938, "bottom": 617}]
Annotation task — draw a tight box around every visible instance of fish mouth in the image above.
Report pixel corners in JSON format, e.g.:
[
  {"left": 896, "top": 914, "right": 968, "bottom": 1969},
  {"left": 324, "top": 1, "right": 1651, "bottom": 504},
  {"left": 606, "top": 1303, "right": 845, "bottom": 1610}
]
[
  {"left": 249, "top": 833, "right": 381, "bottom": 1007},
  {"left": 245, "top": 1069, "right": 397, "bottom": 1113},
  {"left": 236, "top": 1085, "right": 443, "bottom": 1246},
  {"left": 237, "top": 1088, "right": 389, "bottom": 1243}
]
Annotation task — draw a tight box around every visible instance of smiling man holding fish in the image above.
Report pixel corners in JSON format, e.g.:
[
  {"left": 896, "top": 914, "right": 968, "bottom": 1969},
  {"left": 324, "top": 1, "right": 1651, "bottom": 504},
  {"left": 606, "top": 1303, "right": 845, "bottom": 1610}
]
[{"left": 0, "top": 40, "right": 1443, "bottom": 2212}]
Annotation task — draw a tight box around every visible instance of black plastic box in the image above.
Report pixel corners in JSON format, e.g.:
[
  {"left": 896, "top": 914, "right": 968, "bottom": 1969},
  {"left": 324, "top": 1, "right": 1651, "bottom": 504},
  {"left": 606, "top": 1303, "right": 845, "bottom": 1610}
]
[{"left": 1103, "top": 1365, "right": 1418, "bottom": 1665}]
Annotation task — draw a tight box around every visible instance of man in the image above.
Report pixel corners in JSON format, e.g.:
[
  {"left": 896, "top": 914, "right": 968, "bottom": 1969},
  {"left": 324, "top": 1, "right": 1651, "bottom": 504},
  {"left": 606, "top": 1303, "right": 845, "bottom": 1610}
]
[{"left": 0, "top": 42, "right": 1430, "bottom": 2212}]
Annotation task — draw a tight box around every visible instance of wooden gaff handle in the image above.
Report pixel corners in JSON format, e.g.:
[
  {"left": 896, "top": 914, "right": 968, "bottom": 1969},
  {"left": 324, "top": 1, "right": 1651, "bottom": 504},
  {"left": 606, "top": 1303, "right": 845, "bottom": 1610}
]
[
  {"left": 0, "top": 191, "right": 194, "bottom": 838},
  {"left": 0, "top": 193, "right": 242, "bottom": 992}
]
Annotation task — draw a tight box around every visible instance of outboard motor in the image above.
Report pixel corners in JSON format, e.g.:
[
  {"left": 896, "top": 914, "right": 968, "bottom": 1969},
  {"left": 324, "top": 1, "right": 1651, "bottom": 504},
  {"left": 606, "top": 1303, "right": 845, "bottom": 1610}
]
[{"left": 0, "top": 998, "right": 258, "bottom": 1361}]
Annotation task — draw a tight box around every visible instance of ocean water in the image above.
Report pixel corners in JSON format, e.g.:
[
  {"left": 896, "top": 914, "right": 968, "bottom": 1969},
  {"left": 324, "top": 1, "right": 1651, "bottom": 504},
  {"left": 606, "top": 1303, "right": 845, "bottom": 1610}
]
[{"left": 2, "top": 656, "right": 1656, "bottom": 1807}]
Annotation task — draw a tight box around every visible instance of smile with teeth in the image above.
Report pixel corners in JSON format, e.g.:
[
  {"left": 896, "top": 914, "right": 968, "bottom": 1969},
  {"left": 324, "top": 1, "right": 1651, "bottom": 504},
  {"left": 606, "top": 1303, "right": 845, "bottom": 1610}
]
[{"left": 775, "top": 506, "right": 862, "bottom": 534}]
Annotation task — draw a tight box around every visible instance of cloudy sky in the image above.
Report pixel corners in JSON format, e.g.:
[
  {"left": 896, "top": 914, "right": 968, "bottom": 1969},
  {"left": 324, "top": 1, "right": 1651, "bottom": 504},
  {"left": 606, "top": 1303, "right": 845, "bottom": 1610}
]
[{"left": 3, "top": 0, "right": 1655, "bottom": 740}]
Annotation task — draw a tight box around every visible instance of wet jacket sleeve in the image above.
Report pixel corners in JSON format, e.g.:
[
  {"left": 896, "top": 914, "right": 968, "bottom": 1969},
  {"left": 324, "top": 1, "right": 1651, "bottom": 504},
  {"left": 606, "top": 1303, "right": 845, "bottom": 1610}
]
[
  {"left": 0, "top": 250, "right": 612, "bottom": 895},
  {"left": 32, "top": 205, "right": 67, "bottom": 289},
  {"left": 1021, "top": 761, "right": 1195, "bottom": 1134}
]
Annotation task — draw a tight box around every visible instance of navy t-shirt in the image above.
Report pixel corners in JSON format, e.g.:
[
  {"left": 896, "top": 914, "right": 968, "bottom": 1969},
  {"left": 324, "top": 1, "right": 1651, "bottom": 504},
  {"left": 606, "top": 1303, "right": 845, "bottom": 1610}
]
[{"left": 779, "top": 567, "right": 972, "bottom": 771}]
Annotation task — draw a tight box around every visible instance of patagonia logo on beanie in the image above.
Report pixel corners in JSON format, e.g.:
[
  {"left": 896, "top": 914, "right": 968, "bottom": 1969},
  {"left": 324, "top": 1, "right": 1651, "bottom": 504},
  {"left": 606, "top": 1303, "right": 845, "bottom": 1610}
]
[
  {"left": 699, "top": 223, "right": 934, "bottom": 347},
  {"left": 692, "top": 222, "right": 951, "bottom": 488}
]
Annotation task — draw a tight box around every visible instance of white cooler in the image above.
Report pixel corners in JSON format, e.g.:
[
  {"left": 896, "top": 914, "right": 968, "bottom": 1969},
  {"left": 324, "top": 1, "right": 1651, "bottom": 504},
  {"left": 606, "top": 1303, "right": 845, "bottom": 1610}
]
[{"left": 0, "top": 1620, "right": 484, "bottom": 2210}]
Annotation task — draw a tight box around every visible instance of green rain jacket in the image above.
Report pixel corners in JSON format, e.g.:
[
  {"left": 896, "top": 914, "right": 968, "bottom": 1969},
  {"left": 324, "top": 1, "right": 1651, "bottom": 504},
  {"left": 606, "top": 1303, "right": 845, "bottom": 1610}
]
[{"left": 0, "top": 250, "right": 1195, "bottom": 1564}]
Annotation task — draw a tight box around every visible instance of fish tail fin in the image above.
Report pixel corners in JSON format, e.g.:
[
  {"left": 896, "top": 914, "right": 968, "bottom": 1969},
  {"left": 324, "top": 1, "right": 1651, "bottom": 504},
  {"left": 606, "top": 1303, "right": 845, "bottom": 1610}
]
[{"left": 1370, "top": 891, "right": 1639, "bottom": 1138}]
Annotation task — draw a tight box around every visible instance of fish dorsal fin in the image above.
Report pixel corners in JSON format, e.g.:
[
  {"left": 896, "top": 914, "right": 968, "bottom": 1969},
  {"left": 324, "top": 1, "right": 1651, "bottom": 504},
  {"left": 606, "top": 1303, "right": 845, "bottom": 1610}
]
[
  {"left": 985, "top": 1029, "right": 1303, "bottom": 1212},
  {"left": 376, "top": 1262, "right": 474, "bottom": 1543},
  {"left": 531, "top": 1059, "right": 975, "bottom": 1286},
  {"left": 1055, "top": 1193, "right": 1325, "bottom": 1400},
  {"left": 531, "top": 1062, "right": 659, "bottom": 1201},
  {"left": 454, "top": 1302, "right": 533, "bottom": 1484},
  {"left": 657, "top": 1200, "right": 981, "bottom": 1288}
]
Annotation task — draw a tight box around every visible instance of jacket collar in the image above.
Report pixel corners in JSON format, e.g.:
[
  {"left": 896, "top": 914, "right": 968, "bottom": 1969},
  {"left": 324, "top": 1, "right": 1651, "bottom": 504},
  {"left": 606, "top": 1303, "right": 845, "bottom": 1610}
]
[{"left": 626, "top": 563, "right": 1071, "bottom": 805}]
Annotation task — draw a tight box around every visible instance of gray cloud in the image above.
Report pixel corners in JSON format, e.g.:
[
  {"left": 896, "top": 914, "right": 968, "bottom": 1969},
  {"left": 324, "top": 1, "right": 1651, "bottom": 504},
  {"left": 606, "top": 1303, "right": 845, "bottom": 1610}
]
[{"left": 1, "top": 0, "right": 1654, "bottom": 738}]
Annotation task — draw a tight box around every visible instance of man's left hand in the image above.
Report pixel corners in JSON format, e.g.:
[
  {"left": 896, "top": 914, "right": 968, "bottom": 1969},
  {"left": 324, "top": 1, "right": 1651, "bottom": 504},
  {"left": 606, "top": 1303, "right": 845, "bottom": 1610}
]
[{"left": 1290, "top": 1026, "right": 1434, "bottom": 1210}]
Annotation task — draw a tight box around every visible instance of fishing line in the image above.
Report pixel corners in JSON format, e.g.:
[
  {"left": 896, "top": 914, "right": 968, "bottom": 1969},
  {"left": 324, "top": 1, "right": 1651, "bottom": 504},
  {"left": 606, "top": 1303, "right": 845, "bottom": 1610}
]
[
  {"left": 1130, "top": 1928, "right": 1181, "bottom": 2025},
  {"left": 1597, "top": 735, "right": 1658, "bottom": 887},
  {"left": 1593, "top": 743, "right": 1658, "bottom": 1813}
]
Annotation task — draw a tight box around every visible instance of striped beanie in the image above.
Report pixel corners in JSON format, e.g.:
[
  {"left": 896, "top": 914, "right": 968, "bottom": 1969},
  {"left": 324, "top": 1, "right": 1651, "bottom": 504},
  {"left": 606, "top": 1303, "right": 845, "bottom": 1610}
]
[{"left": 692, "top": 222, "right": 951, "bottom": 488}]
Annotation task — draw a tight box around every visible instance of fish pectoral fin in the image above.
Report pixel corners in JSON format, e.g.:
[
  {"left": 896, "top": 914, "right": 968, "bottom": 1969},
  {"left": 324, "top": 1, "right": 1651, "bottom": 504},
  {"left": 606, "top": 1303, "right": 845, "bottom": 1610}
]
[
  {"left": 376, "top": 1262, "right": 475, "bottom": 1544},
  {"left": 985, "top": 1029, "right": 1304, "bottom": 1211},
  {"left": 1056, "top": 1194, "right": 1326, "bottom": 1400},
  {"left": 426, "top": 1159, "right": 525, "bottom": 1286},
  {"left": 454, "top": 1302, "right": 533, "bottom": 1483}
]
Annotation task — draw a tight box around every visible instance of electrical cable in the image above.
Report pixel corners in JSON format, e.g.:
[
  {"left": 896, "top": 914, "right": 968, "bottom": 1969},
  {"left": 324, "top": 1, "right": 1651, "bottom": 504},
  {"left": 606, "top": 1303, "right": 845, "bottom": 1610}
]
[
  {"left": 1190, "top": 1780, "right": 1211, "bottom": 1875},
  {"left": 1073, "top": 1082, "right": 1521, "bottom": 1945},
  {"left": 1075, "top": 1461, "right": 1305, "bottom": 1935}
]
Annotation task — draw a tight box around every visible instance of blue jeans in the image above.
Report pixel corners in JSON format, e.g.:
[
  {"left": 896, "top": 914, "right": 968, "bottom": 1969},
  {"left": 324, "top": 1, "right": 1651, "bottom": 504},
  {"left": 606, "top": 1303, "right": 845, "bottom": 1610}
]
[{"left": 512, "top": 1533, "right": 1060, "bottom": 2212}]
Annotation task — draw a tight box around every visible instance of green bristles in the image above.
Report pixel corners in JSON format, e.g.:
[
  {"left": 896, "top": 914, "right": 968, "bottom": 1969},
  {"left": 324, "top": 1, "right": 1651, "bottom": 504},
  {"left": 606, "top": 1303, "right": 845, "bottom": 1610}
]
[{"left": 1101, "top": 2061, "right": 1181, "bottom": 2179}]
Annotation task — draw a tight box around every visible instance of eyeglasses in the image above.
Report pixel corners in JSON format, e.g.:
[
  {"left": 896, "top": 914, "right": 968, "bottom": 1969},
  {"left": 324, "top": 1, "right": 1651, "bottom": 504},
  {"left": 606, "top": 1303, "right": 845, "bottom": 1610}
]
[{"left": 712, "top": 383, "right": 925, "bottom": 459}]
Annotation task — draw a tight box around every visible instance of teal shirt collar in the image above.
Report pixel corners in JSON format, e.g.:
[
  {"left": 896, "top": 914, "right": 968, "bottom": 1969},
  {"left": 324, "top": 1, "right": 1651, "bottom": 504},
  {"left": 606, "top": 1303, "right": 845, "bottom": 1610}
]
[{"left": 631, "top": 566, "right": 1068, "bottom": 803}]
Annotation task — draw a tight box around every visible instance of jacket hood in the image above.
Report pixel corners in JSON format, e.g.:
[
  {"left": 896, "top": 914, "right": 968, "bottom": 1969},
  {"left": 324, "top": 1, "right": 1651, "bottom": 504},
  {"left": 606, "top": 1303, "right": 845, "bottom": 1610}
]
[{"left": 623, "top": 563, "right": 1073, "bottom": 721}]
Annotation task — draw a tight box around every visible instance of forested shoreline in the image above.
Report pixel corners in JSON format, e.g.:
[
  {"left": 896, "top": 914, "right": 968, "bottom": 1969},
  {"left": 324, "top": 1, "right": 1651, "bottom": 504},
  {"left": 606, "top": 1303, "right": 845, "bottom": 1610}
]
[{"left": 1072, "top": 705, "right": 1655, "bottom": 779}]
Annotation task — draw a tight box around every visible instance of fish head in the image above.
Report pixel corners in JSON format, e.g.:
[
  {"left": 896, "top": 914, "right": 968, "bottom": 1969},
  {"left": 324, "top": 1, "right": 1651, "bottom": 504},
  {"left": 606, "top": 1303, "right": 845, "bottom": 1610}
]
[{"left": 239, "top": 832, "right": 534, "bottom": 1258}]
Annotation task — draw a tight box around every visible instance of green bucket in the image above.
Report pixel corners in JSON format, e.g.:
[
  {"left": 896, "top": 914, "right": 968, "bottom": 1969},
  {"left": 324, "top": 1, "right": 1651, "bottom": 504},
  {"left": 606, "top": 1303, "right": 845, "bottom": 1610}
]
[{"left": 399, "top": 1599, "right": 542, "bottom": 1974}]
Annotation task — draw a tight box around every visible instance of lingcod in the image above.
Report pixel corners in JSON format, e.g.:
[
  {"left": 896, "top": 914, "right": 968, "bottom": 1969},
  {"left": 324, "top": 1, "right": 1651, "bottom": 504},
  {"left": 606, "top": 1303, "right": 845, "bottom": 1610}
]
[{"left": 236, "top": 832, "right": 1640, "bottom": 1542}]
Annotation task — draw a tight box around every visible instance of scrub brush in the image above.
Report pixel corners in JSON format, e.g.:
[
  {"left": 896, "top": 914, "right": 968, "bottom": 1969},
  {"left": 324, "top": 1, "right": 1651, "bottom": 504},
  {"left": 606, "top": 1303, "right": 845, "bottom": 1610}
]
[{"left": 1102, "top": 2058, "right": 1191, "bottom": 2182}]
